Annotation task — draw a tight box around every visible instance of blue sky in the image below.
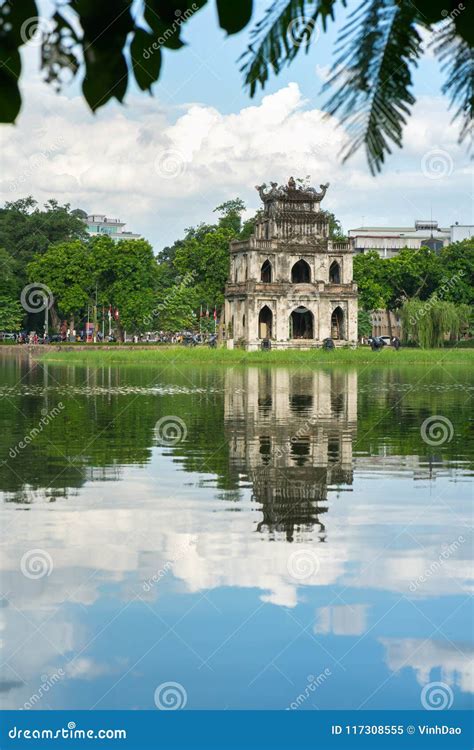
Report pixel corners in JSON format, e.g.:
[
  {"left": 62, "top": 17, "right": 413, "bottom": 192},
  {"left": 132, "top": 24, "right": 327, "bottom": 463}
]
[
  {"left": 0, "top": 0, "right": 472, "bottom": 249},
  {"left": 152, "top": 0, "right": 442, "bottom": 113}
]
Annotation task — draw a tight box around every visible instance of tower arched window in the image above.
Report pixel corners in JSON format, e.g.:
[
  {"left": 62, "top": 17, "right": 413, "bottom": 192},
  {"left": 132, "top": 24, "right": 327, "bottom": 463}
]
[
  {"left": 258, "top": 306, "right": 273, "bottom": 339},
  {"left": 291, "top": 259, "right": 311, "bottom": 283},
  {"left": 331, "top": 306, "right": 345, "bottom": 340},
  {"left": 329, "top": 261, "right": 341, "bottom": 284},
  {"left": 261, "top": 260, "right": 272, "bottom": 282}
]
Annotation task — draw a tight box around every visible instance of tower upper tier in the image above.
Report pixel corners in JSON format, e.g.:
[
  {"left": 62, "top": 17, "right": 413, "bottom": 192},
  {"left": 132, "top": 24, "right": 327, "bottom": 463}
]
[{"left": 254, "top": 177, "right": 331, "bottom": 242}]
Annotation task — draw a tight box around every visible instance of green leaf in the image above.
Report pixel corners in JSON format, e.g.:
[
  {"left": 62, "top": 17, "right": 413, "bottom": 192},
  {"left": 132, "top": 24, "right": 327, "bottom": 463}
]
[
  {"left": 323, "top": 0, "right": 422, "bottom": 174},
  {"left": 82, "top": 50, "right": 128, "bottom": 111},
  {"left": 144, "top": 1, "right": 185, "bottom": 49},
  {"left": 1, "top": 0, "right": 38, "bottom": 45},
  {"left": 0, "top": 46, "right": 21, "bottom": 122},
  {"left": 240, "top": 0, "right": 339, "bottom": 96},
  {"left": 131, "top": 28, "right": 162, "bottom": 90},
  {"left": 0, "top": 0, "right": 37, "bottom": 122},
  {"left": 217, "top": 0, "right": 253, "bottom": 34},
  {"left": 431, "top": 22, "right": 473, "bottom": 148}
]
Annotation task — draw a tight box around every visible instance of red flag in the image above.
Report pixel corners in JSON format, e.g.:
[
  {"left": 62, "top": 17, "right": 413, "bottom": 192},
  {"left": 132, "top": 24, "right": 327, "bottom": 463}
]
[
  {"left": 213, "top": 307, "right": 217, "bottom": 320},
  {"left": 114, "top": 307, "right": 119, "bottom": 321}
]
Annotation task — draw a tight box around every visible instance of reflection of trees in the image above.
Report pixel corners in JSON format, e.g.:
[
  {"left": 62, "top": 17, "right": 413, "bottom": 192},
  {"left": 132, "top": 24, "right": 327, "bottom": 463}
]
[
  {"left": 0, "top": 359, "right": 234, "bottom": 500},
  {"left": 355, "top": 366, "right": 472, "bottom": 468},
  {"left": 0, "top": 357, "right": 470, "bottom": 504}
]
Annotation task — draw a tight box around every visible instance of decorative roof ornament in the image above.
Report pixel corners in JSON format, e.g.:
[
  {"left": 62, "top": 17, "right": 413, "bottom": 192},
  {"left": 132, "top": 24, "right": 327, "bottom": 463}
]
[{"left": 255, "top": 178, "right": 330, "bottom": 203}]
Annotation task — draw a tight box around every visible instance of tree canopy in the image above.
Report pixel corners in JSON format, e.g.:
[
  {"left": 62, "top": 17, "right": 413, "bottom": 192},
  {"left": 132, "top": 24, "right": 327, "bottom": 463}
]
[
  {"left": 1, "top": 1, "right": 472, "bottom": 173},
  {"left": 0, "top": 197, "right": 87, "bottom": 290},
  {"left": 354, "top": 241, "right": 474, "bottom": 312},
  {"left": 27, "top": 235, "right": 158, "bottom": 334}
]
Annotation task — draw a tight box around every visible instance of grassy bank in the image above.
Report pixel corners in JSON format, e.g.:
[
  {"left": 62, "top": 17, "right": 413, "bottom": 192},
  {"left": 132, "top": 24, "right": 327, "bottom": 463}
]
[{"left": 34, "top": 345, "right": 474, "bottom": 367}]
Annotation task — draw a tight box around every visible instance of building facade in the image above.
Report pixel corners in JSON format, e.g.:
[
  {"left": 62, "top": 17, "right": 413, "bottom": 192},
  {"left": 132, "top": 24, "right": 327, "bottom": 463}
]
[
  {"left": 224, "top": 178, "right": 358, "bottom": 350},
  {"left": 85, "top": 214, "right": 141, "bottom": 242},
  {"left": 349, "top": 220, "right": 473, "bottom": 258}
]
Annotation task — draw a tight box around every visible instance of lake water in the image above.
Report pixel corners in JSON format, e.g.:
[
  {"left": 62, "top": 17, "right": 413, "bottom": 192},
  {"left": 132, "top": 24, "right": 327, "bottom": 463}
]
[{"left": 0, "top": 353, "right": 472, "bottom": 711}]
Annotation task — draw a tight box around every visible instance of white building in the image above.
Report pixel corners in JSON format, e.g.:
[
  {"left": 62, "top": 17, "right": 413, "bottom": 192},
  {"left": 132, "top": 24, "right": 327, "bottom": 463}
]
[
  {"left": 85, "top": 214, "right": 141, "bottom": 242},
  {"left": 349, "top": 220, "right": 473, "bottom": 258}
]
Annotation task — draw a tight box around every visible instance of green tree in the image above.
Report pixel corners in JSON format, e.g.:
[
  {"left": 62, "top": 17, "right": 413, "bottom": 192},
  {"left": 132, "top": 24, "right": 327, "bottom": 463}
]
[
  {"left": 400, "top": 298, "right": 470, "bottom": 348},
  {"left": 214, "top": 198, "right": 246, "bottom": 234},
  {"left": 240, "top": 215, "right": 258, "bottom": 240},
  {"left": 153, "top": 282, "right": 197, "bottom": 331},
  {"left": 173, "top": 224, "right": 234, "bottom": 310},
  {"left": 2, "top": 2, "right": 471, "bottom": 173},
  {"left": 0, "top": 197, "right": 87, "bottom": 292},
  {"left": 94, "top": 236, "right": 158, "bottom": 337},
  {"left": 27, "top": 235, "right": 158, "bottom": 337},
  {"left": 326, "top": 212, "right": 346, "bottom": 241},
  {"left": 155, "top": 198, "right": 246, "bottom": 330},
  {"left": 0, "top": 247, "right": 20, "bottom": 299},
  {"left": 27, "top": 240, "right": 96, "bottom": 331},
  {"left": 385, "top": 247, "right": 442, "bottom": 308},
  {"left": 0, "top": 296, "right": 23, "bottom": 330},
  {"left": 357, "top": 309, "right": 372, "bottom": 340},
  {"left": 353, "top": 251, "right": 391, "bottom": 311},
  {"left": 437, "top": 240, "right": 474, "bottom": 306}
]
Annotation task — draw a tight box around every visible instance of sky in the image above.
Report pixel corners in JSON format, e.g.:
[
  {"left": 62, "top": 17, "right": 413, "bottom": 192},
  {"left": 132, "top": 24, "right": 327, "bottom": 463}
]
[{"left": 0, "top": 0, "right": 472, "bottom": 252}]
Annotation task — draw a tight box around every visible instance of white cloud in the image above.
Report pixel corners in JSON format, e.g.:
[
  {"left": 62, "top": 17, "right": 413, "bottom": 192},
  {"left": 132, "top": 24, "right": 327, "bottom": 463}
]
[
  {"left": 0, "top": 82, "right": 471, "bottom": 250},
  {"left": 380, "top": 637, "right": 474, "bottom": 694}
]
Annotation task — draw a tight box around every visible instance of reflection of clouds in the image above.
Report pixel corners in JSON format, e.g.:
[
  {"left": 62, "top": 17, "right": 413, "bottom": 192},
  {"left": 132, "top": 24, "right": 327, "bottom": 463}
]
[
  {"left": 380, "top": 638, "right": 474, "bottom": 694},
  {"left": 65, "top": 657, "right": 128, "bottom": 681},
  {"left": 1, "top": 357, "right": 472, "bottom": 709},
  {"left": 315, "top": 604, "right": 369, "bottom": 636},
  {"left": 0, "top": 457, "right": 471, "bottom": 698},
  {"left": 341, "top": 537, "right": 472, "bottom": 597}
]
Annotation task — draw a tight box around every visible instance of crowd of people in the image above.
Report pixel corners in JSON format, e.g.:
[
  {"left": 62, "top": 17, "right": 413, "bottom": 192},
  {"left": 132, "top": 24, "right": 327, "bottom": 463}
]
[{"left": 0, "top": 330, "right": 219, "bottom": 346}]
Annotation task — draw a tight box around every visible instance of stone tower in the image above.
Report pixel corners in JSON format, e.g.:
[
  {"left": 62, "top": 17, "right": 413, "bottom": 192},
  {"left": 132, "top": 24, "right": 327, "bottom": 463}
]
[{"left": 224, "top": 177, "right": 358, "bottom": 350}]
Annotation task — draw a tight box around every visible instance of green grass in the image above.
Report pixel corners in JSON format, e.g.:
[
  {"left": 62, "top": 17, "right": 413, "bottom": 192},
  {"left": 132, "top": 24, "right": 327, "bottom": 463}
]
[{"left": 35, "top": 344, "right": 474, "bottom": 367}]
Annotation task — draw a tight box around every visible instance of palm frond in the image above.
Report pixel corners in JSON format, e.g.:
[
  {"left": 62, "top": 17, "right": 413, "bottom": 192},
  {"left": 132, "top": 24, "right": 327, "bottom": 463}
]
[
  {"left": 322, "top": 0, "right": 422, "bottom": 174},
  {"left": 240, "top": 0, "right": 340, "bottom": 97},
  {"left": 431, "top": 21, "right": 473, "bottom": 148}
]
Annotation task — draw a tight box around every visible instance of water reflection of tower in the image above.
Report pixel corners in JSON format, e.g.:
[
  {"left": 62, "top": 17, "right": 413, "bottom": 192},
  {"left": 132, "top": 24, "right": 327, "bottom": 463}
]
[{"left": 225, "top": 369, "right": 357, "bottom": 542}]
